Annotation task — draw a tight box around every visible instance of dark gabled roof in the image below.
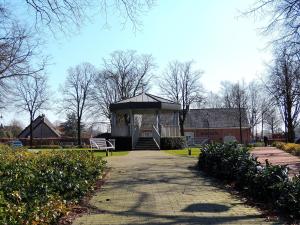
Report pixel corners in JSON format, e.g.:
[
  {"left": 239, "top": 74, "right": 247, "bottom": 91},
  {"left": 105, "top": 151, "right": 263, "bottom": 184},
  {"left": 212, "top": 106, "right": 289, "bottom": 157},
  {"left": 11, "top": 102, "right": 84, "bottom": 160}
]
[
  {"left": 110, "top": 93, "right": 181, "bottom": 111},
  {"left": 184, "top": 108, "right": 249, "bottom": 129},
  {"left": 18, "top": 115, "right": 61, "bottom": 138}
]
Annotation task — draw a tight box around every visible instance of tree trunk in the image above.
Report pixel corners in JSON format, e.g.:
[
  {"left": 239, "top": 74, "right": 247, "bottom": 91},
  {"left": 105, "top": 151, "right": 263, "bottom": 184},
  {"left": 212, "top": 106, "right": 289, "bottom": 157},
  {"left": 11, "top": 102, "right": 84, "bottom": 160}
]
[
  {"left": 261, "top": 112, "right": 264, "bottom": 140},
  {"left": 29, "top": 115, "right": 33, "bottom": 147},
  {"left": 271, "top": 118, "right": 274, "bottom": 138},
  {"left": 77, "top": 118, "right": 81, "bottom": 147},
  {"left": 287, "top": 118, "right": 295, "bottom": 142},
  {"left": 239, "top": 119, "right": 243, "bottom": 144},
  {"left": 239, "top": 109, "right": 243, "bottom": 144},
  {"left": 179, "top": 109, "right": 187, "bottom": 137},
  {"left": 286, "top": 101, "right": 295, "bottom": 142},
  {"left": 179, "top": 120, "right": 184, "bottom": 136}
]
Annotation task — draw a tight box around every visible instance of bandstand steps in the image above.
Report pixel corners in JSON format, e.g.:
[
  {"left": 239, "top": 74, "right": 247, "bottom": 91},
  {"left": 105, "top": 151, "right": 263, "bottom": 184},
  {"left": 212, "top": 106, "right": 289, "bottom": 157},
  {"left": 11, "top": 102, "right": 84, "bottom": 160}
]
[{"left": 134, "top": 137, "right": 159, "bottom": 150}]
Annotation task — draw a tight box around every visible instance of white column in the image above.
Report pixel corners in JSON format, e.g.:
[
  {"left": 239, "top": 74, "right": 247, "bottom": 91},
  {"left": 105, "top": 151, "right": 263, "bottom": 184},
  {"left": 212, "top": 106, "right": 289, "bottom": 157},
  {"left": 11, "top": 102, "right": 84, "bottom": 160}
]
[
  {"left": 111, "top": 112, "right": 116, "bottom": 136},
  {"left": 156, "top": 110, "right": 161, "bottom": 134},
  {"left": 129, "top": 110, "right": 133, "bottom": 136}
]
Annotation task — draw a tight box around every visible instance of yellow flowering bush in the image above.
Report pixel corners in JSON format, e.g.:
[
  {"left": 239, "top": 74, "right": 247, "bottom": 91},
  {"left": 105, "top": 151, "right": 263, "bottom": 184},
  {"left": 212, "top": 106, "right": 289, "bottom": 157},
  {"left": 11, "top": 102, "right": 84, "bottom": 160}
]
[{"left": 273, "top": 142, "right": 300, "bottom": 156}]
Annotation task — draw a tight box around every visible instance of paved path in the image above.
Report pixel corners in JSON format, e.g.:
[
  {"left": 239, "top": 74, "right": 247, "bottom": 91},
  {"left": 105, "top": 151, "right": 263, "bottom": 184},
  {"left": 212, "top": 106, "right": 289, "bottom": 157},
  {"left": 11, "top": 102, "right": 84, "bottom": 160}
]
[
  {"left": 73, "top": 151, "right": 275, "bottom": 225},
  {"left": 252, "top": 147, "right": 300, "bottom": 176}
]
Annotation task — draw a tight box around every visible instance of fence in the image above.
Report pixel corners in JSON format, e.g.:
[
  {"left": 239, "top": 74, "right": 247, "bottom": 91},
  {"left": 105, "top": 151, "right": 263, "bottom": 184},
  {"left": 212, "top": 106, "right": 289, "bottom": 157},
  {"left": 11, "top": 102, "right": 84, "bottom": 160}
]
[
  {"left": 0, "top": 138, "right": 90, "bottom": 147},
  {"left": 161, "top": 125, "right": 180, "bottom": 137}
]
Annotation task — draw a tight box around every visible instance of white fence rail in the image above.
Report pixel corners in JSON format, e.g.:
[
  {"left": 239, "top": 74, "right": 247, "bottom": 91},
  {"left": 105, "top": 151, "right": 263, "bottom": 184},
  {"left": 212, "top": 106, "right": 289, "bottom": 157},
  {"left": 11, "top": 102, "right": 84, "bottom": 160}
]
[
  {"left": 152, "top": 125, "right": 160, "bottom": 149},
  {"left": 161, "top": 125, "right": 180, "bottom": 137}
]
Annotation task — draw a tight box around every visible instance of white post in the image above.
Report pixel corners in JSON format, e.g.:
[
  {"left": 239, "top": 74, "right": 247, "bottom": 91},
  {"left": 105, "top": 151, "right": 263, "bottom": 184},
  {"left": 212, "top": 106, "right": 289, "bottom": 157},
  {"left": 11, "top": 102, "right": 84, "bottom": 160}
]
[
  {"left": 156, "top": 111, "right": 161, "bottom": 135},
  {"left": 129, "top": 110, "right": 134, "bottom": 136},
  {"left": 111, "top": 112, "right": 116, "bottom": 136}
]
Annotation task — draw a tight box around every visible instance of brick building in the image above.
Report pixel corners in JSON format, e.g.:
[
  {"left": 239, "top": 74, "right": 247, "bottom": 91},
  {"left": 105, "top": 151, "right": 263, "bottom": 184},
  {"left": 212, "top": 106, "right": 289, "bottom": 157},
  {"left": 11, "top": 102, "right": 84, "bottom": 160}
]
[{"left": 184, "top": 108, "right": 250, "bottom": 144}]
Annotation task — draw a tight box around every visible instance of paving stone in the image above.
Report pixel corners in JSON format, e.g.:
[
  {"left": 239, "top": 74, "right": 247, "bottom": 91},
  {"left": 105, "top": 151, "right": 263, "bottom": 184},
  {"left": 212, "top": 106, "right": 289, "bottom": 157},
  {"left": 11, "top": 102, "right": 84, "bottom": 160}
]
[
  {"left": 252, "top": 147, "right": 300, "bottom": 176},
  {"left": 73, "top": 151, "right": 278, "bottom": 225}
]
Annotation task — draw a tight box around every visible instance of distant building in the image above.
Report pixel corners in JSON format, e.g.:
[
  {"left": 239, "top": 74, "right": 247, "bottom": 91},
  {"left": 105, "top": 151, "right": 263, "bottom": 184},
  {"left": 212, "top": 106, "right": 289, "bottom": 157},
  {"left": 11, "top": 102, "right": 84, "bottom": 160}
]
[
  {"left": 184, "top": 108, "right": 250, "bottom": 144},
  {"left": 18, "top": 114, "right": 61, "bottom": 138}
]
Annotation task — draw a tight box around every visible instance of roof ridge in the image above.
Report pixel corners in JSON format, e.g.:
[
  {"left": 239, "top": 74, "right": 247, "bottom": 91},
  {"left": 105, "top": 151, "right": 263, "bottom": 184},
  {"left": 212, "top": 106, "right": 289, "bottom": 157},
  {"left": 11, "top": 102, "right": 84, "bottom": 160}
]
[
  {"left": 190, "top": 108, "right": 247, "bottom": 110},
  {"left": 18, "top": 115, "right": 60, "bottom": 138},
  {"left": 146, "top": 93, "right": 175, "bottom": 103}
]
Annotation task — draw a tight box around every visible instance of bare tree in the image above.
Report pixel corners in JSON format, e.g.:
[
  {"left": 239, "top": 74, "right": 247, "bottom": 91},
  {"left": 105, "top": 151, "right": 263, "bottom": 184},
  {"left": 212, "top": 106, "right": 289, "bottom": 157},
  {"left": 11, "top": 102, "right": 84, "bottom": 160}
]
[
  {"left": 248, "top": 0, "right": 300, "bottom": 54},
  {"left": 13, "top": 74, "right": 49, "bottom": 146},
  {"left": 204, "top": 91, "right": 223, "bottom": 108},
  {"left": 258, "top": 96, "right": 273, "bottom": 138},
  {"left": 265, "top": 107, "right": 282, "bottom": 136},
  {"left": 220, "top": 81, "right": 235, "bottom": 108},
  {"left": 92, "top": 50, "right": 155, "bottom": 119},
  {"left": 61, "top": 63, "right": 96, "bottom": 146},
  {"left": 160, "top": 60, "right": 204, "bottom": 136},
  {"left": 247, "top": 81, "right": 261, "bottom": 138},
  {"left": 92, "top": 74, "right": 118, "bottom": 119},
  {"left": 265, "top": 48, "right": 300, "bottom": 142},
  {"left": 7, "top": 0, "right": 155, "bottom": 32},
  {"left": 0, "top": 4, "right": 46, "bottom": 107},
  {"left": 220, "top": 81, "right": 248, "bottom": 143}
]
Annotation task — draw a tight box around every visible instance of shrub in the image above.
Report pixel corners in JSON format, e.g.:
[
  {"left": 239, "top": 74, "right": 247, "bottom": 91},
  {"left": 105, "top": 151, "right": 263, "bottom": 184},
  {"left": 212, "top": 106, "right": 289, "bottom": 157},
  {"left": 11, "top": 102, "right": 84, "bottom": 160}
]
[
  {"left": 273, "top": 142, "right": 300, "bottom": 156},
  {"left": 160, "top": 137, "right": 186, "bottom": 150},
  {"left": 113, "top": 137, "right": 132, "bottom": 150},
  {"left": 29, "top": 145, "right": 62, "bottom": 149},
  {"left": 198, "top": 143, "right": 257, "bottom": 180},
  {"left": 0, "top": 145, "right": 106, "bottom": 224},
  {"left": 272, "top": 141, "right": 284, "bottom": 149},
  {"left": 198, "top": 143, "right": 300, "bottom": 219}
]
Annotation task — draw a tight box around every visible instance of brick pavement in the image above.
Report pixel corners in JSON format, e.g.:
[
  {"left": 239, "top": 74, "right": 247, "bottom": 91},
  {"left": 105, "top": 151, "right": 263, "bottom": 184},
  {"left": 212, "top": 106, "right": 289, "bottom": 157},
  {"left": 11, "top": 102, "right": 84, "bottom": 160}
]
[
  {"left": 73, "top": 151, "right": 277, "bottom": 225},
  {"left": 252, "top": 147, "right": 300, "bottom": 176}
]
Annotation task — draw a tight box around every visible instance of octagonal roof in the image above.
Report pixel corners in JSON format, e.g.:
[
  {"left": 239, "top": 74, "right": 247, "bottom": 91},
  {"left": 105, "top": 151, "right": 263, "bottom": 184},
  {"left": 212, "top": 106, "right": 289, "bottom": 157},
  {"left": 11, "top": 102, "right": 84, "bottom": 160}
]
[{"left": 110, "top": 93, "right": 181, "bottom": 111}]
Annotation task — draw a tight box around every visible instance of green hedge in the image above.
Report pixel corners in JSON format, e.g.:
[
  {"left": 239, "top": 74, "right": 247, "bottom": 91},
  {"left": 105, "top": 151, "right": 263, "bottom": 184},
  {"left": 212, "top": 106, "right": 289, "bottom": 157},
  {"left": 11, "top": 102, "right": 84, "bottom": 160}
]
[
  {"left": 113, "top": 137, "right": 132, "bottom": 150},
  {"left": 0, "top": 145, "right": 106, "bottom": 224},
  {"left": 160, "top": 137, "right": 186, "bottom": 150},
  {"left": 29, "top": 145, "right": 62, "bottom": 149},
  {"left": 198, "top": 143, "right": 300, "bottom": 219}
]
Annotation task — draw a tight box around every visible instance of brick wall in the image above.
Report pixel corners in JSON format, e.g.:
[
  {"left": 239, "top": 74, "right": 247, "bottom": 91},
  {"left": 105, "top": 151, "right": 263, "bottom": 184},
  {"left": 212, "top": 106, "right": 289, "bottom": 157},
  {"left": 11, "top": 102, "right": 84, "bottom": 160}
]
[{"left": 184, "top": 127, "right": 251, "bottom": 144}]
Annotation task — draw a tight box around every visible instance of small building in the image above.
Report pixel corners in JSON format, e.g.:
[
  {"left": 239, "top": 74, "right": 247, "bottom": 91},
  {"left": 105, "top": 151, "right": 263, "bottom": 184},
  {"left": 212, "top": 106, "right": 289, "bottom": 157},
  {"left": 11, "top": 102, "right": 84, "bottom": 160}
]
[
  {"left": 18, "top": 114, "right": 61, "bottom": 138},
  {"left": 184, "top": 108, "right": 251, "bottom": 144},
  {"left": 110, "top": 93, "right": 181, "bottom": 150}
]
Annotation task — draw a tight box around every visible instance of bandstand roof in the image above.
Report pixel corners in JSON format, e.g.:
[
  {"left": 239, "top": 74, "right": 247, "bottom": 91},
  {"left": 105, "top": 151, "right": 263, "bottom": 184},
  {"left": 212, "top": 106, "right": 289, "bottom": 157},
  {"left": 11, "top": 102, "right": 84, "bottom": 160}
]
[{"left": 109, "top": 93, "right": 181, "bottom": 111}]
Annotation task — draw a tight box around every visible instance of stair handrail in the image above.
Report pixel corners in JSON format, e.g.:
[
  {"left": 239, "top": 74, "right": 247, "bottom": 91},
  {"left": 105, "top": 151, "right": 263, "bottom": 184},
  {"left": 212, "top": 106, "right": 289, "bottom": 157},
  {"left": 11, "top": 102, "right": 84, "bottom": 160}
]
[{"left": 152, "top": 125, "right": 160, "bottom": 150}]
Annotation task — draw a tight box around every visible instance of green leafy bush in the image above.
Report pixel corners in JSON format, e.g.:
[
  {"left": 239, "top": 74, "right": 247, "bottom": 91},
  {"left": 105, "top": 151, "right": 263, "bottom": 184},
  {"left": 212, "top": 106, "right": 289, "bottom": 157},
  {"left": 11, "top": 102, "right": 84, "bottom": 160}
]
[
  {"left": 198, "top": 143, "right": 300, "bottom": 219},
  {"left": 0, "top": 145, "right": 106, "bottom": 224},
  {"left": 160, "top": 137, "right": 186, "bottom": 150}
]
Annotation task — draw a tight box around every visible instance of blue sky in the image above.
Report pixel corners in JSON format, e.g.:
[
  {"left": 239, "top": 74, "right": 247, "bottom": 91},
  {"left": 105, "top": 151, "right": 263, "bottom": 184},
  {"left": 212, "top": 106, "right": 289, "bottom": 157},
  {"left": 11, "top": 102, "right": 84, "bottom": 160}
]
[{"left": 4, "top": 0, "right": 272, "bottom": 125}]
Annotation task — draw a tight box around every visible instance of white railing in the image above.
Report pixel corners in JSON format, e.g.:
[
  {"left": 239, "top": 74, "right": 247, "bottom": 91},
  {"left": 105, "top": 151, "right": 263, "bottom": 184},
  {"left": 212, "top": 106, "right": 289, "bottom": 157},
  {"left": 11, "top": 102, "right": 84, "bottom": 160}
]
[
  {"left": 187, "top": 137, "right": 209, "bottom": 146},
  {"left": 152, "top": 125, "right": 160, "bottom": 149},
  {"left": 140, "top": 130, "right": 152, "bottom": 137},
  {"left": 111, "top": 125, "right": 129, "bottom": 137},
  {"left": 161, "top": 125, "right": 180, "bottom": 137},
  {"left": 132, "top": 126, "right": 140, "bottom": 149}
]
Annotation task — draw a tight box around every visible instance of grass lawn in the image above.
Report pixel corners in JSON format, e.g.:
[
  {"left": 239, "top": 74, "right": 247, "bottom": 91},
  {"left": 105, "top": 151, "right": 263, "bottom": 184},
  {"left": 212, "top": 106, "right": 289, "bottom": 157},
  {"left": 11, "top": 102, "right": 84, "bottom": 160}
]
[
  {"left": 28, "top": 148, "right": 129, "bottom": 157},
  {"left": 163, "top": 148, "right": 201, "bottom": 157}
]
